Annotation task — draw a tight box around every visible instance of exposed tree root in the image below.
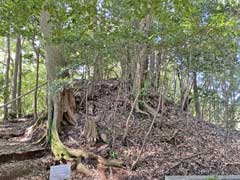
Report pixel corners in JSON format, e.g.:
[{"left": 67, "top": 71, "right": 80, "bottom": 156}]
[
  {"left": 18, "top": 112, "right": 47, "bottom": 143},
  {"left": 34, "top": 132, "right": 47, "bottom": 146},
  {"left": 141, "top": 101, "right": 161, "bottom": 117},
  {"left": 135, "top": 102, "right": 150, "bottom": 117},
  {"left": 76, "top": 162, "right": 92, "bottom": 176},
  {"left": 49, "top": 90, "right": 123, "bottom": 175},
  {"left": 51, "top": 125, "right": 123, "bottom": 167}
]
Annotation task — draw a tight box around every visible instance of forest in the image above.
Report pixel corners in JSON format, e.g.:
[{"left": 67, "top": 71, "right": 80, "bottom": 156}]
[{"left": 0, "top": 0, "right": 239, "bottom": 179}]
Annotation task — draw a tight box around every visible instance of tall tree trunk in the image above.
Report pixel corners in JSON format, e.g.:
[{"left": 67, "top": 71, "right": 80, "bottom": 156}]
[
  {"left": 120, "top": 43, "right": 132, "bottom": 93},
  {"left": 154, "top": 50, "right": 161, "bottom": 92},
  {"left": 11, "top": 36, "right": 21, "bottom": 117},
  {"left": 32, "top": 36, "right": 40, "bottom": 121},
  {"left": 133, "top": 15, "right": 151, "bottom": 94},
  {"left": 93, "top": 53, "right": 103, "bottom": 81},
  {"left": 173, "top": 64, "right": 177, "bottom": 102},
  {"left": 222, "top": 79, "right": 230, "bottom": 158},
  {"left": 17, "top": 41, "right": 22, "bottom": 117},
  {"left": 3, "top": 35, "right": 11, "bottom": 121},
  {"left": 149, "top": 51, "right": 155, "bottom": 87},
  {"left": 40, "top": 10, "right": 77, "bottom": 145},
  {"left": 40, "top": 11, "right": 66, "bottom": 136},
  {"left": 193, "top": 71, "right": 201, "bottom": 118},
  {"left": 40, "top": 10, "right": 120, "bottom": 170}
]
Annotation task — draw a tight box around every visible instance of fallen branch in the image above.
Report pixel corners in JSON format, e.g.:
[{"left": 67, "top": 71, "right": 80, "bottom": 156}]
[
  {"left": 165, "top": 152, "right": 206, "bottom": 175},
  {"left": 194, "top": 160, "right": 215, "bottom": 169},
  {"left": 122, "top": 92, "right": 140, "bottom": 143},
  {"left": 0, "top": 82, "right": 48, "bottom": 109},
  {"left": 131, "top": 93, "right": 162, "bottom": 170}
]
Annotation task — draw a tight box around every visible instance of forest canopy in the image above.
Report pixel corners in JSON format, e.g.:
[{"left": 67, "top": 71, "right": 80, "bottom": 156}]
[{"left": 0, "top": 0, "right": 239, "bottom": 126}]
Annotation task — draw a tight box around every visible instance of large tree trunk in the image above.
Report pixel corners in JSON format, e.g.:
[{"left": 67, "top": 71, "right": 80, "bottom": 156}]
[
  {"left": 133, "top": 15, "right": 151, "bottom": 94},
  {"left": 3, "top": 35, "right": 11, "bottom": 121},
  {"left": 39, "top": 9, "right": 85, "bottom": 138},
  {"left": 40, "top": 11, "right": 70, "bottom": 139},
  {"left": 40, "top": 10, "right": 121, "bottom": 172},
  {"left": 11, "top": 36, "right": 21, "bottom": 117}
]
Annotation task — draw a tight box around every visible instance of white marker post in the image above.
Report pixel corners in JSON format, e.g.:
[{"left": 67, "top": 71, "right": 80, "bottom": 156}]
[{"left": 50, "top": 164, "right": 71, "bottom": 180}]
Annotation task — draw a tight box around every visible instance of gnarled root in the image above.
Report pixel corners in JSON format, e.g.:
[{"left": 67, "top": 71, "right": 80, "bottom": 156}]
[
  {"left": 135, "top": 102, "right": 150, "bottom": 117},
  {"left": 50, "top": 90, "right": 122, "bottom": 176},
  {"left": 141, "top": 101, "right": 161, "bottom": 117},
  {"left": 20, "top": 112, "right": 47, "bottom": 143},
  {"left": 51, "top": 126, "right": 122, "bottom": 174}
]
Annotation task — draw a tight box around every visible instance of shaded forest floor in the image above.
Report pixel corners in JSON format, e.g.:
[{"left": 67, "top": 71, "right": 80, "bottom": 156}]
[{"left": 1, "top": 80, "right": 240, "bottom": 179}]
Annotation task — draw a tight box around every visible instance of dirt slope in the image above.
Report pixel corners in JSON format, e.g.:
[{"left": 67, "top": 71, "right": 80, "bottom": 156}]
[
  {"left": 1, "top": 80, "right": 240, "bottom": 180},
  {"left": 60, "top": 80, "right": 240, "bottom": 179}
]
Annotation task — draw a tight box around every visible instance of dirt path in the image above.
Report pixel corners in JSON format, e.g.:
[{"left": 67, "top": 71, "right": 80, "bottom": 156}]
[{"left": 0, "top": 119, "right": 50, "bottom": 180}]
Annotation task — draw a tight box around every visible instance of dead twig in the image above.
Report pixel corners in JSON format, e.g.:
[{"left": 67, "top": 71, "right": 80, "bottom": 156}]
[
  {"left": 0, "top": 82, "right": 48, "bottom": 109},
  {"left": 122, "top": 92, "right": 140, "bottom": 143},
  {"left": 194, "top": 160, "right": 215, "bottom": 169},
  {"left": 165, "top": 152, "right": 207, "bottom": 175},
  {"left": 131, "top": 93, "right": 162, "bottom": 170}
]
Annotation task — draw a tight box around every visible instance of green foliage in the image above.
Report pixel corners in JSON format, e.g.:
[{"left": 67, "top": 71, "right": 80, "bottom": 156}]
[
  {"left": 141, "top": 80, "right": 151, "bottom": 96},
  {"left": 21, "top": 57, "right": 46, "bottom": 114},
  {"left": 108, "top": 149, "right": 118, "bottom": 159},
  {"left": 0, "top": 0, "right": 239, "bottom": 125},
  {"left": 206, "top": 176, "right": 219, "bottom": 180}
]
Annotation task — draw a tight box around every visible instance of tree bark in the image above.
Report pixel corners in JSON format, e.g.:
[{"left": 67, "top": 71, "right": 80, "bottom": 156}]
[
  {"left": 133, "top": 15, "right": 151, "bottom": 94},
  {"left": 17, "top": 39, "right": 22, "bottom": 117},
  {"left": 3, "top": 35, "right": 11, "bottom": 121},
  {"left": 11, "top": 36, "right": 21, "bottom": 117},
  {"left": 93, "top": 52, "right": 103, "bottom": 81},
  {"left": 40, "top": 10, "right": 78, "bottom": 142},
  {"left": 154, "top": 50, "right": 161, "bottom": 92},
  {"left": 40, "top": 9, "right": 122, "bottom": 172},
  {"left": 149, "top": 51, "right": 154, "bottom": 86},
  {"left": 40, "top": 10, "right": 66, "bottom": 139},
  {"left": 193, "top": 71, "right": 201, "bottom": 118},
  {"left": 32, "top": 36, "right": 40, "bottom": 121},
  {"left": 120, "top": 43, "right": 132, "bottom": 93}
]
